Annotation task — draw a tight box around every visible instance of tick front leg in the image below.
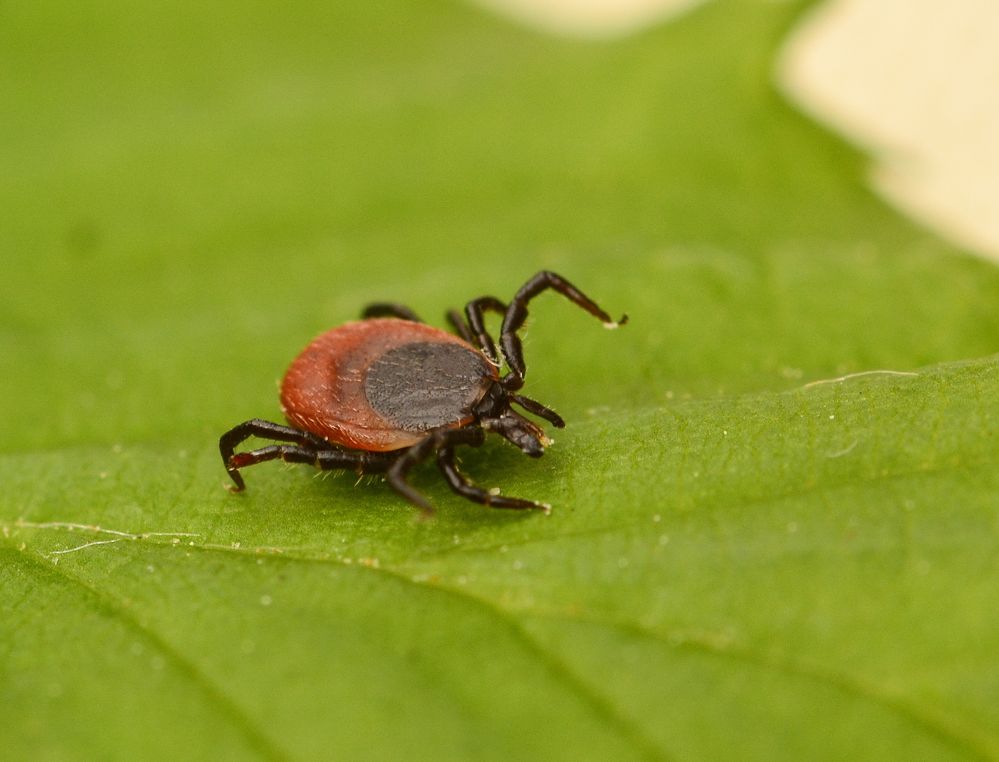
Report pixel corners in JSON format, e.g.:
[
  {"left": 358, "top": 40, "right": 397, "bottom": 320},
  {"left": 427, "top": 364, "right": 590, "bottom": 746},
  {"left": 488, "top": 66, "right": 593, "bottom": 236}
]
[
  {"left": 499, "top": 271, "right": 628, "bottom": 385},
  {"left": 436, "top": 446, "right": 549, "bottom": 511}
]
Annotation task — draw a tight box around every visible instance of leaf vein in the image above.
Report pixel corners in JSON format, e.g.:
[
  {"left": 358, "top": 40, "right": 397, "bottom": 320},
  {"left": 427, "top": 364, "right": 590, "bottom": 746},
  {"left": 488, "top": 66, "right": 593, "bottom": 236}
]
[{"left": 5, "top": 541, "right": 292, "bottom": 762}]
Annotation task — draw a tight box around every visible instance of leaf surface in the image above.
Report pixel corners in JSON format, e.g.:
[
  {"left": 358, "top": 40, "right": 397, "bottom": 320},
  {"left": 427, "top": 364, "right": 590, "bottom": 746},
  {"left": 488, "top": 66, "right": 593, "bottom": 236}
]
[{"left": 2, "top": 1, "right": 998, "bottom": 759}]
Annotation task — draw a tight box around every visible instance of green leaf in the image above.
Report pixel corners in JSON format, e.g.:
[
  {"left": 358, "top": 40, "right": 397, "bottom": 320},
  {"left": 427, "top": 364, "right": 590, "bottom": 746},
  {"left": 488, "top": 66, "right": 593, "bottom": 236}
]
[{"left": 2, "top": 1, "right": 998, "bottom": 759}]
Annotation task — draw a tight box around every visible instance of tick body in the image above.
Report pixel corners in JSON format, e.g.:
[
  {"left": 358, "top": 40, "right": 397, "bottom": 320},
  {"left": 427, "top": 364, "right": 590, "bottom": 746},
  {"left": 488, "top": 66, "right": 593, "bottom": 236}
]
[
  {"left": 281, "top": 320, "right": 497, "bottom": 452},
  {"left": 220, "top": 271, "right": 626, "bottom": 515}
]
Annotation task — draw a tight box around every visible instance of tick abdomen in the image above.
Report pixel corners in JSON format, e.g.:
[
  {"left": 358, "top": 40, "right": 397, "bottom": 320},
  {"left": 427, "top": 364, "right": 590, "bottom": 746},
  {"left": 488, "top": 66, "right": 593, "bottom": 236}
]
[{"left": 280, "top": 319, "right": 498, "bottom": 451}]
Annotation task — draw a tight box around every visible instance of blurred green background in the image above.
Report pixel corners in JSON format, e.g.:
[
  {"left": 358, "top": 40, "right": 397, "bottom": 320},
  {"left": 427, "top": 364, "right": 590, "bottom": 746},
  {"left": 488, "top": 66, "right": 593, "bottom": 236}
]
[{"left": 2, "top": 0, "right": 998, "bottom": 759}]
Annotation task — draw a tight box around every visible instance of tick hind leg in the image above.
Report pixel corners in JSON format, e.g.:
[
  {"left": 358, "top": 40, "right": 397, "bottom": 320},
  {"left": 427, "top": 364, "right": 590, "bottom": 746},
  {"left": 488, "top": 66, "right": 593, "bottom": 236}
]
[
  {"left": 226, "top": 443, "right": 392, "bottom": 488},
  {"left": 226, "top": 444, "right": 325, "bottom": 487},
  {"left": 220, "top": 419, "right": 330, "bottom": 490},
  {"left": 361, "top": 303, "right": 422, "bottom": 321},
  {"left": 437, "top": 446, "right": 549, "bottom": 511},
  {"left": 220, "top": 418, "right": 392, "bottom": 490},
  {"left": 499, "top": 271, "right": 628, "bottom": 385}
]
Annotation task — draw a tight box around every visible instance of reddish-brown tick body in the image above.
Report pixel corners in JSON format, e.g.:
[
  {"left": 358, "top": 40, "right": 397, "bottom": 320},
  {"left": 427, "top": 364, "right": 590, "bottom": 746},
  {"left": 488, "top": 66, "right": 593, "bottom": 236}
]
[
  {"left": 280, "top": 319, "right": 498, "bottom": 452},
  {"left": 219, "top": 271, "right": 626, "bottom": 514}
]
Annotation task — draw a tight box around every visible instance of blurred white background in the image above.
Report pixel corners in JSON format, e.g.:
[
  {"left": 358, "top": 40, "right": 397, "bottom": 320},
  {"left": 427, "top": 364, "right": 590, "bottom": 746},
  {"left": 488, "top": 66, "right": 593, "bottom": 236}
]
[{"left": 479, "top": 0, "right": 999, "bottom": 262}]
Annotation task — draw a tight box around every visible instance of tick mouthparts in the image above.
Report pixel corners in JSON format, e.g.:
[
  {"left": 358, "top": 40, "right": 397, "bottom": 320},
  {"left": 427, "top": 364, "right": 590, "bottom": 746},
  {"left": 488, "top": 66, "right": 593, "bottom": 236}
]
[{"left": 602, "top": 313, "right": 629, "bottom": 329}]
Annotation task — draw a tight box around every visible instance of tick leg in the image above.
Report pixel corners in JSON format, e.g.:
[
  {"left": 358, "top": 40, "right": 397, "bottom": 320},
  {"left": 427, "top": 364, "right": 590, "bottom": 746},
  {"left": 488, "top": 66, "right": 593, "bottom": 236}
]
[
  {"left": 230, "top": 444, "right": 321, "bottom": 469},
  {"left": 499, "top": 271, "right": 628, "bottom": 385},
  {"left": 225, "top": 443, "right": 322, "bottom": 490},
  {"left": 315, "top": 449, "right": 395, "bottom": 473},
  {"left": 227, "top": 442, "right": 394, "bottom": 491},
  {"left": 509, "top": 393, "right": 565, "bottom": 428},
  {"left": 220, "top": 418, "right": 329, "bottom": 490},
  {"left": 361, "top": 303, "right": 422, "bottom": 322},
  {"left": 386, "top": 427, "right": 486, "bottom": 515},
  {"left": 437, "top": 446, "right": 549, "bottom": 511},
  {"left": 231, "top": 444, "right": 392, "bottom": 471},
  {"left": 386, "top": 441, "right": 437, "bottom": 515},
  {"left": 464, "top": 296, "right": 507, "bottom": 365},
  {"left": 446, "top": 309, "right": 475, "bottom": 344}
]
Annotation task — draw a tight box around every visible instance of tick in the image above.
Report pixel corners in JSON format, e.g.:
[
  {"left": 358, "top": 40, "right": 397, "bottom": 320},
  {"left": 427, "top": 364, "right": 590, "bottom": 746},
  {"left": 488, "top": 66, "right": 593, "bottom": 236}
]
[{"left": 219, "top": 271, "right": 626, "bottom": 515}]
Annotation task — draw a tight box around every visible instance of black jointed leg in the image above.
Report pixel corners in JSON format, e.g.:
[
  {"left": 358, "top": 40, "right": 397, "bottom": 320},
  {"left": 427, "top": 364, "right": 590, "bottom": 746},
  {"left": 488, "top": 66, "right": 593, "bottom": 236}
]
[
  {"left": 446, "top": 309, "right": 475, "bottom": 344},
  {"left": 220, "top": 418, "right": 396, "bottom": 491},
  {"left": 464, "top": 296, "right": 507, "bottom": 365},
  {"left": 484, "top": 410, "right": 547, "bottom": 457},
  {"left": 386, "top": 426, "right": 486, "bottom": 514},
  {"left": 315, "top": 448, "right": 395, "bottom": 472},
  {"left": 229, "top": 444, "right": 323, "bottom": 471},
  {"left": 361, "top": 303, "right": 422, "bottom": 322},
  {"left": 499, "top": 271, "right": 627, "bottom": 386},
  {"left": 220, "top": 418, "right": 331, "bottom": 490},
  {"left": 229, "top": 443, "right": 394, "bottom": 474},
  {"left": 219, "top": 270, "right": 626, "bottom": 514},
  {"left": 510, "top": 393, "right": 565, "bottom": 428},
  {"left": 436, "top": 446, "right": 548, "bottom": 511}
]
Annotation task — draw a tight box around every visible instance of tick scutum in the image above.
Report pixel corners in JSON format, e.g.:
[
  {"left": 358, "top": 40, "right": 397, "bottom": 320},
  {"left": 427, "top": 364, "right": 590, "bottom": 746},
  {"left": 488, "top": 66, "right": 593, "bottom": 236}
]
[{"left": 363, "top": 341, "right": 494, "bottom": 431}]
